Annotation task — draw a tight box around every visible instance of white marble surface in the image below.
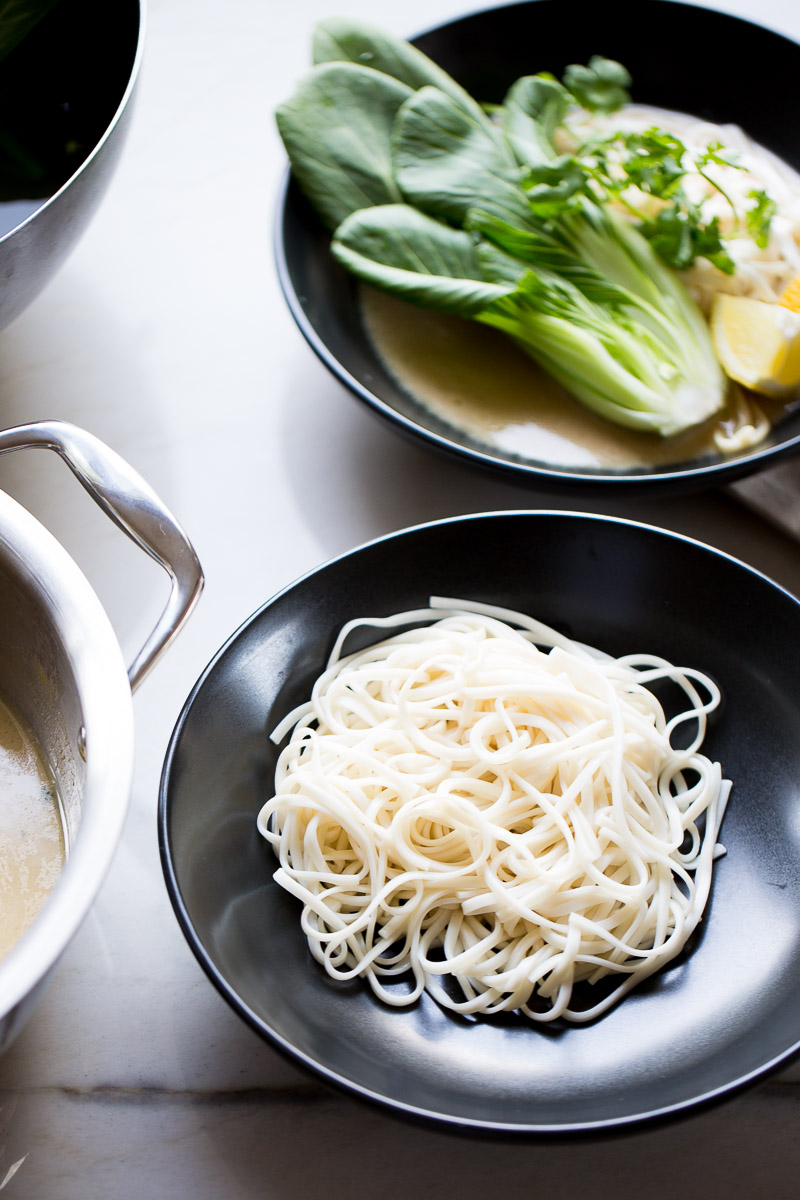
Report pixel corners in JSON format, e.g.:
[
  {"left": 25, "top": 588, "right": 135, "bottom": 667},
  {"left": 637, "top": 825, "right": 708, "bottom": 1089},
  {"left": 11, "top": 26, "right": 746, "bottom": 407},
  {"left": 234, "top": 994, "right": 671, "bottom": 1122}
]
[{"left": 0, "top": 0, "right": 799, "bottom": 1194}]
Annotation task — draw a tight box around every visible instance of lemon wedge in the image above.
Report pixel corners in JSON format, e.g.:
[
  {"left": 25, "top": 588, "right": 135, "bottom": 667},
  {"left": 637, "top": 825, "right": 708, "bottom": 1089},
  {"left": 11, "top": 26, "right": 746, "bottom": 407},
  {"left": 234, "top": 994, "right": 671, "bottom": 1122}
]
[
  {"left": 780, "top": 275, "right": 800, "bottom": 313},
  {"left": 710, "top": 292, "right": 800, "bottom": 395}
]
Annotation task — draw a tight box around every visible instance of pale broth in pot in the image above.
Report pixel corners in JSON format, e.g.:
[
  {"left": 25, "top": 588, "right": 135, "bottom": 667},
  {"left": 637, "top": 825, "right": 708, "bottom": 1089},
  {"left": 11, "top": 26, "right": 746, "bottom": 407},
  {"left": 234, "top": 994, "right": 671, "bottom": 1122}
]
[{"left": 0, "top": 694, "right": 65, "bottom": 959}]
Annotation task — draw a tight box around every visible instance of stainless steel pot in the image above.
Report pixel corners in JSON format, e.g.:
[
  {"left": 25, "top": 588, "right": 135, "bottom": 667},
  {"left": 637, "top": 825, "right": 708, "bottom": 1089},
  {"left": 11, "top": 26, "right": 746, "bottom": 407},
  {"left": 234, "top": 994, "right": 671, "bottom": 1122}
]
[
  {"left": 0, "top": 0, "right": 143, "bottom": 331},
  {"left": 0, "top": 419, "right": 202, "bottom": 1049}
]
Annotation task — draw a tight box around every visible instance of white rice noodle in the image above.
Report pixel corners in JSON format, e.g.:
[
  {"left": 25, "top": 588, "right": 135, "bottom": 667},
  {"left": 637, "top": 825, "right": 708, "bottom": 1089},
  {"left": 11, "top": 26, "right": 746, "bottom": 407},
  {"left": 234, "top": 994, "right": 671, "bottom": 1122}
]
[{"left": 258, "top": 599, "right": 729, "bottom": 1023}]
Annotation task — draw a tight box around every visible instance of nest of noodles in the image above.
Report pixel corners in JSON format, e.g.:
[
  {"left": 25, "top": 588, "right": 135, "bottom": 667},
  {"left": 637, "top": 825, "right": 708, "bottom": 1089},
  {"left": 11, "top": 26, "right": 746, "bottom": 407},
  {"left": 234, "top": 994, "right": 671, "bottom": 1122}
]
[{"left": 258, "top": 599, "right": 729, "bottom": 1023}]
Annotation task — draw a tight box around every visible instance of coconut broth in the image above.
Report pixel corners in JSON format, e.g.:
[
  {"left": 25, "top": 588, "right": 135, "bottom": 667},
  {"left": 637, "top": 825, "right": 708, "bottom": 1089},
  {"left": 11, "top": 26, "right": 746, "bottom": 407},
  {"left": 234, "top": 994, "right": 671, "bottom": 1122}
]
[{"left": 360, "top": 288, "right": 726, "bottom": 469}]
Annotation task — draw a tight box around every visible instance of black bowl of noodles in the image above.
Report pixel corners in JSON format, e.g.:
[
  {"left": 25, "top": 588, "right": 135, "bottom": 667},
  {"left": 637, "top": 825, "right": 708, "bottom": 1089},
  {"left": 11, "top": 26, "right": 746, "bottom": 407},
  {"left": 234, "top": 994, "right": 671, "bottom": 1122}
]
[
  {"left": 159, "top": 510, "right": 800, "bottom": 1135},
  {"left": 0, "top": 0, "right": 142, "bottom": 331},
  {"left": 276, "top": 0, "right": 800, "bottom": 495}
]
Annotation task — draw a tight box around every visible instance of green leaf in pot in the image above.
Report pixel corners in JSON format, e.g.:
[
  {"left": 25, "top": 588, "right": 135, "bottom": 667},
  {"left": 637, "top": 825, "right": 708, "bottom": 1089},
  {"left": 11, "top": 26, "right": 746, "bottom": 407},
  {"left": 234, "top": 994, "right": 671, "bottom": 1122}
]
[
  {"left": 0, "top": 127, "right": 46, "bottom": 192},
  {"left": 0, "top": 0, "right": 60, "bottom": 65}
]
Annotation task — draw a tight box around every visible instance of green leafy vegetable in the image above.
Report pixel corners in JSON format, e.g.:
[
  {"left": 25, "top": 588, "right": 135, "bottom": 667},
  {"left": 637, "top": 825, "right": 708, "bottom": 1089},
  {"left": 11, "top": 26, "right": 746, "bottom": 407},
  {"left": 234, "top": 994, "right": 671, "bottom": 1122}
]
[
  {"left": 333, "top": 204, "right": 513, "bottom": 314},
  {"left": 746, "top": 188, "right": 777, "bottom": 249},
  {"left": 613, "top": 129, "right": 686, "bottom": 198},
  {"left": 638, "top": 205, "right": 734, "bottom": 274},
  {"left": 311, "top": 16, "right": 489, "bottom": 127},
  {"left": 558, "top": 125, "right": 775, "bottom": 274},
  {"left": 277, "top": 20, "right": 732, "bottom": 437},
  {"left": 562, "top": 56, "right": 631, "bottom": 114},
  {"left": 0, "top": 0, "right": 60, "bottom": 65},
  {"left": 276, "top": 63, "right": 412, "bottom": 230},
  {"left": 500, "top": 75, "right": 569, "bottom": 166},
  {"left": 392, "top": 86, "right": 534, "bottom": 229}
]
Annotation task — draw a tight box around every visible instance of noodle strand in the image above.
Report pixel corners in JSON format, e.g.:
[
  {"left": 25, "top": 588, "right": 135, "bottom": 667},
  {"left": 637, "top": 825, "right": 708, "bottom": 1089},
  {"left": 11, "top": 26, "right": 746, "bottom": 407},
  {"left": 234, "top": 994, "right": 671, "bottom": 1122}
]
[{"left": 258, "top": 600, "right": 729, "bottom": 1022}]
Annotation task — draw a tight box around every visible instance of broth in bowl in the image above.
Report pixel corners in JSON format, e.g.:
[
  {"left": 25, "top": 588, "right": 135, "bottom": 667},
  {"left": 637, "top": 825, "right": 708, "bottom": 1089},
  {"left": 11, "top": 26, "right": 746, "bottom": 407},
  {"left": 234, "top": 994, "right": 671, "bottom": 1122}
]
[{"left": 275, "top": 1, "right": 800, "bottom": 490}]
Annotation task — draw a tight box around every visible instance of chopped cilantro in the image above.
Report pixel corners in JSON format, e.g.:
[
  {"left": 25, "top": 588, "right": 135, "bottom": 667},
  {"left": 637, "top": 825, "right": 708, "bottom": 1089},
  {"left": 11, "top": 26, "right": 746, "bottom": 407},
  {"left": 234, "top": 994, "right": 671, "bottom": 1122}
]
[
  {"left": 563, "top": 56, "right": 631, "bottom": 114},
  {"left": 746, "top": 188, "right": 777, "bottom": 249},
  {"left": 558, "top": 106, "right": 777, "bottom": 273},
  {"left": 639, "top": 205, "right": 736, "bottom": 274}
]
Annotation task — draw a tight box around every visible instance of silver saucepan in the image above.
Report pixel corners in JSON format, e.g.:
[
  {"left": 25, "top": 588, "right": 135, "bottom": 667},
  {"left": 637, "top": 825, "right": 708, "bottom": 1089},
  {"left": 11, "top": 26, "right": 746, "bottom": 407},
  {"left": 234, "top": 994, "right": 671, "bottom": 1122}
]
[{"left": 0, "top": 419, "right": 202, "bottom": 1049}]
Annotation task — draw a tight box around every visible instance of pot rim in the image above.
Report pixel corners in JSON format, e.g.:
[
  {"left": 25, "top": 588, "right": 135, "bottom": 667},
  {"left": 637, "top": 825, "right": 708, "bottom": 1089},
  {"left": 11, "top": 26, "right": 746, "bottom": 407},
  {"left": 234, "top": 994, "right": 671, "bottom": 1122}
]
[
  {"left": 0, "top": 0, "right": 146, "bottom": 248},
  {"left": 0, "top": 488, "right": 134, "bottom": 1015}
]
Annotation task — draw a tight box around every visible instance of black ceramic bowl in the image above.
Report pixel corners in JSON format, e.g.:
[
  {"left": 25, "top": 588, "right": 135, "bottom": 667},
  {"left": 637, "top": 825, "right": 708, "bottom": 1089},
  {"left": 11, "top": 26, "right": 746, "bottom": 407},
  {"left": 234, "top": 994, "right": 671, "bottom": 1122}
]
[
  {"left": 160, "top": 511, "right": 800, "bottom": 1134},
  {"left": 276, "top": 0, "right": 800, "bottom": 495},
  {"left": 0, "top": 0, "right": 142, "bottom": 330}
]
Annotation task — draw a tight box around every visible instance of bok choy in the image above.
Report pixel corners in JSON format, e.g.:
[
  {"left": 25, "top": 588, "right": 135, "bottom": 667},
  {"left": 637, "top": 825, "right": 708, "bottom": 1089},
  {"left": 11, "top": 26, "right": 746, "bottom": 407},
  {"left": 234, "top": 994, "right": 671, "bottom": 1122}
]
[{"left": 276, "top": 19, "right": 727, "bottom": 436}]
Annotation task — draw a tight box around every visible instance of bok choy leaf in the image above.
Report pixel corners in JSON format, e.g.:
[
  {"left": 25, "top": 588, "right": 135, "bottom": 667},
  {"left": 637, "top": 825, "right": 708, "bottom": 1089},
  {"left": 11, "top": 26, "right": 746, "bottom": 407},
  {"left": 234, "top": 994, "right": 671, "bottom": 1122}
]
[
  {"left": 277, "top": 19, "right": 728, "bottom": 437},
  {"left": 332, "top": 204, "right": 513, "bottom": 315},
  {"left": 392, "top": 86, "right": 534, "bottom": 229},
  {"left": 276, "top": 63, "right": 412, "bottom": 230},
  {"left": 311, "top": 17, "right": 490, "bottom": 128},
  {"left": 500, "top": 75, "right": 570, "bottom": 168}
]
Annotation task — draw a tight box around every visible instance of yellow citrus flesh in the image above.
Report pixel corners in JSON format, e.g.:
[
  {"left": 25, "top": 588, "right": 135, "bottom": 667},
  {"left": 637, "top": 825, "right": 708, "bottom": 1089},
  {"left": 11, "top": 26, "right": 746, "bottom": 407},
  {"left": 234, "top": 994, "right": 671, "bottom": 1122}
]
[
  {"left": 780, "top": 275, "right": 800, "bottom": 313},
  {"left": 710, "top": 292, "right": 800, "bottom": 395}
]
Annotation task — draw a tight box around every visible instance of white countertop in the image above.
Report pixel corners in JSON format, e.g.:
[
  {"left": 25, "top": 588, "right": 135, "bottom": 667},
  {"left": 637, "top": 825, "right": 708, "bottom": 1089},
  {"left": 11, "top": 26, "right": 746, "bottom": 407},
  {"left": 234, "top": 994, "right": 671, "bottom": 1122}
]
[{"left": 1, "top": 0, "right": 800, "bottom": 1194}]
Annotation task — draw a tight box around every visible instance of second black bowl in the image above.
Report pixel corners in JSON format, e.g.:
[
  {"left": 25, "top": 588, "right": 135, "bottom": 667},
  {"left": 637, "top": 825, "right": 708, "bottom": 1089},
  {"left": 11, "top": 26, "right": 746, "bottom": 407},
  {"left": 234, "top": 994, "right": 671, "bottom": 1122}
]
[
  {"left": 160, "top": 511, "right": 800, "bottom": 1134},
  {"left": 276, "top": 0, "right": 800, "bottom": 494}
]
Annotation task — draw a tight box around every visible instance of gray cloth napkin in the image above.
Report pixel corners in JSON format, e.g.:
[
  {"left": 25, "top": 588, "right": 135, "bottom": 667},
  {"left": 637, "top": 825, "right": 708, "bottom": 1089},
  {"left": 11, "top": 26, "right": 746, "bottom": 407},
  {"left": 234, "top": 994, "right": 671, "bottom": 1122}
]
[{"left": 730, "top": 458, "right": 800, "bottom": 539}]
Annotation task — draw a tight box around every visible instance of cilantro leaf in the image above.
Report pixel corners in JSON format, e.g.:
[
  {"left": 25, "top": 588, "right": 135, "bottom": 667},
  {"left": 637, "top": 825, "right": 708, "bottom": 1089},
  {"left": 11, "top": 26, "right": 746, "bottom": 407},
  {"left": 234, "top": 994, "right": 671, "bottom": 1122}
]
[
  {"left": 746, "top": 188, "right": 776, "bottom": 249},
  {"left": 637, "top": 204, "right": 694, "bottom": 269},
  {"left": 689, "top": 214, "right": 737, "bottom": 274},
  {"left": 638, "top": 204, "right": 735, "bottom": 274},
  {"left": 563, "top": 56, "right": 631, "bottom": 114},
  {"left": 618, "top": 129, "right": 687, "bottom": 199},
  {"left": 567, "top": 120, "right": 776, "bottom": 274},
  {"left": 696, "top": 140, "right": 742, "bottom": 171}
]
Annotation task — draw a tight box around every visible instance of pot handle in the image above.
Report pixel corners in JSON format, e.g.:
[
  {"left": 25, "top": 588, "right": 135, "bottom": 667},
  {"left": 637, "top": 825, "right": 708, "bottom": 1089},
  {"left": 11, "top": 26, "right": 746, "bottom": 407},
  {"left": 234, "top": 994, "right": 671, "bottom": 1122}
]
[{"left": 0, "top": 419, "right": 203, "bottom": 692}]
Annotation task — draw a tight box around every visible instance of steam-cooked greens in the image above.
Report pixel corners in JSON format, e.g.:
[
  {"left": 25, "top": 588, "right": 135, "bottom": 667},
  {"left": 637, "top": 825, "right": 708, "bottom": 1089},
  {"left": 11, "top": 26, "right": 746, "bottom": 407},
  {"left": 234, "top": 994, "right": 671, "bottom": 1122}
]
[
  {"left": 0, "top": 0, "right": 60, "bottom": 65},
  {"left": 277, "top": 19, "right": 729, "bottom": 437}
]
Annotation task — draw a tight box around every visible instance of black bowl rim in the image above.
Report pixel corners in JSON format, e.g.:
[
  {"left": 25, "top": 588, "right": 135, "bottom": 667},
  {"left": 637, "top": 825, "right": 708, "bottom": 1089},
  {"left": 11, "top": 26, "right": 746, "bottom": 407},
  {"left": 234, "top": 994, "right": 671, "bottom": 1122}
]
[
  {"left": 158, "top": 508, "right": 800, "bottom": 1136},
  {"left": 273, "top": 0, "right": 800, "bottom": 494},
  {"left": 0, "top": 0, "right": 145, "bottom": 247}
]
